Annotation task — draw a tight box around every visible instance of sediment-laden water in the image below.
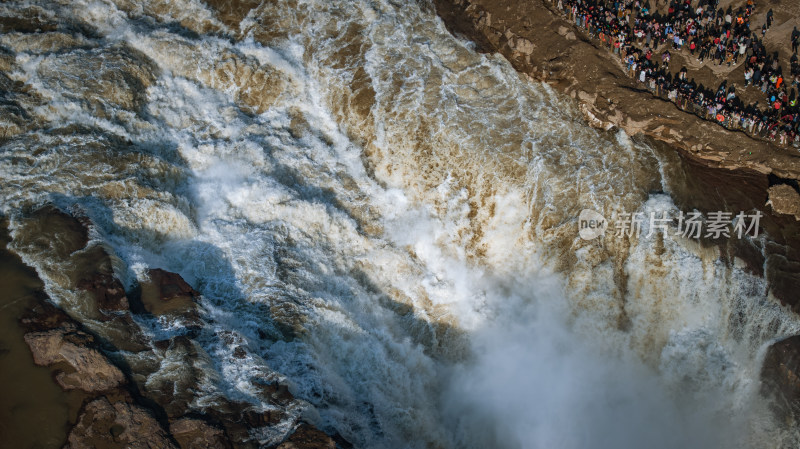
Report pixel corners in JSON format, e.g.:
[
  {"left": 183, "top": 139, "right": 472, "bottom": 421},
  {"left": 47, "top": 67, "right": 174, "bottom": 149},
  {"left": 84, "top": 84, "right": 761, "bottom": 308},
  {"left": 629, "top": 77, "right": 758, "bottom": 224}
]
[{"left": 1, "top": 0, "right": 798, "bottom": 447}]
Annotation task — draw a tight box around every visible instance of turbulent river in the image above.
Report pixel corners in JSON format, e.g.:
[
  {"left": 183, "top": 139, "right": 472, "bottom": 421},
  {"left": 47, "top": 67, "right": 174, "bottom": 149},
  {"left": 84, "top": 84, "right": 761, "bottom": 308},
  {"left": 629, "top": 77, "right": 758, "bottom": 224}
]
[{"left": 1, "top": 0, "right": 799, "bottom": 447}]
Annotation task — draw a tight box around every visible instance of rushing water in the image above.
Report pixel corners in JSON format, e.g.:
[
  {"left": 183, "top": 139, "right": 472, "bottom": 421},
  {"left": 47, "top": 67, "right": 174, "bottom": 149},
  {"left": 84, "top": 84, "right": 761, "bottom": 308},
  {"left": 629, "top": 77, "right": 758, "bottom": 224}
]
[{"left": 1, "top": 0, "right": 799, "bottom": 447}]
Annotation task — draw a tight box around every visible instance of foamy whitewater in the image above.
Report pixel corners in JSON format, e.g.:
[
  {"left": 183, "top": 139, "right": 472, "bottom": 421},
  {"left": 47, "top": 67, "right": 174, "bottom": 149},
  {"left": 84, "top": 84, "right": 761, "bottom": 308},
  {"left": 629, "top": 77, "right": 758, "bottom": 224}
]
[{"left": 1, "top": 0, "right": 799, "bottom": 447}]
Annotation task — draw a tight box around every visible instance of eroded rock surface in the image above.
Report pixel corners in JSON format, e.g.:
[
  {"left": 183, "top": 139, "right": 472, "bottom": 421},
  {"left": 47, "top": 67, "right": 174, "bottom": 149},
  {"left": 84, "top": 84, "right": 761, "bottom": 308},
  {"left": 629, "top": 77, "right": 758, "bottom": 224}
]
[
  {"left": 169, "top": 418, "right": 231, "bottom": 449},
  {"left": 24, "top": 328, "right": 126, "bottom": 392},
  {"left": 277, "top": 423, "right": 337, "bottom": 449},
  {"left": 139, "top": 268, "right": 201, "bottom": 324},
  {"left": 20, "top": 300, "right": 126, "bottom": 393},
  {"left": 64, "top": 397, "right": 177, "bottom": 449},
  {"left": 768, "top": 185, "right": 800, "bottom": 221},
  {"left": 762, "top": 335, "right": 800, "bottom": 422}
]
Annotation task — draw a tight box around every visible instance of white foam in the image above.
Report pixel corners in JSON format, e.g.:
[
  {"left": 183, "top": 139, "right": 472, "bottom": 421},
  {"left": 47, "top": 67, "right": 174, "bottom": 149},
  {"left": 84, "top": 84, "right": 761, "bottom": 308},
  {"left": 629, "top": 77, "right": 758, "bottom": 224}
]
[{"left": 0, "top": 0, "right": 797, "bottom": 447}]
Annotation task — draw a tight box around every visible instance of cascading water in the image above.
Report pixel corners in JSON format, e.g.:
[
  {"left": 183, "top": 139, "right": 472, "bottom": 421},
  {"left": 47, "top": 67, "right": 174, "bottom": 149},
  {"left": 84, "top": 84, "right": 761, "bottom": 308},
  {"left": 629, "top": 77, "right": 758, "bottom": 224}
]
[{"left": 1, "top": 0, "right": 798, "bottom": 447}]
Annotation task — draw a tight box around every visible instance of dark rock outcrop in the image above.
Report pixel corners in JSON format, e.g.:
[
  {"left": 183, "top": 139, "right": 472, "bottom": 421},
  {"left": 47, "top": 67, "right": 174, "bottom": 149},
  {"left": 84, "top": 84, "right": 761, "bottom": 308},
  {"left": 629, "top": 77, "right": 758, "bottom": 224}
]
[
  {"left": 767, "top": 185, "right": 800, "bottom": 221},
  {"left": 277, "top": 423, "right": 337, "bottom": 449},
  {"left": 138, "top": 268, "right": 202, "bottom": 328},
  {"left": 145, "top": 269, "right": 200, "bottom": 302},
  {"left": 169, "top": 417, "right": 230, "bottom": 449},
  {"left": 143, "top": 335, "right": 204, "bottom": 418},
  {"left": 762, "top": 335, "right": 800, "bottom": 422},
  {"left": 77, "top": 258, "right": 130, "bottom": 313},
  {"left": 64, "top": 396, "right": 177, "bottom": 449}
]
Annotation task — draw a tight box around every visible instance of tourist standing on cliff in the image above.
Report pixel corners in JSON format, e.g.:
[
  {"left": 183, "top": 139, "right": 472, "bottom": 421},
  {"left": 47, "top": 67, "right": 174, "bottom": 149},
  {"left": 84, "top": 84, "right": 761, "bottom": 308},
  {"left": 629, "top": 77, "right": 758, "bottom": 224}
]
[{"left": 552, "top": 0, "right": 800, "bottom": 145}]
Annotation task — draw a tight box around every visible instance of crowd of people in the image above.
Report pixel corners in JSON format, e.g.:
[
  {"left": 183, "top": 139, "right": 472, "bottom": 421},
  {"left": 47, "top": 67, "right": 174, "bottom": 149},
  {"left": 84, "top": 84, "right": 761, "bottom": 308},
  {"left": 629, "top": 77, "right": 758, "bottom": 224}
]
[{"left": 551, "top": 0, "right": 800, "bottom": 146}]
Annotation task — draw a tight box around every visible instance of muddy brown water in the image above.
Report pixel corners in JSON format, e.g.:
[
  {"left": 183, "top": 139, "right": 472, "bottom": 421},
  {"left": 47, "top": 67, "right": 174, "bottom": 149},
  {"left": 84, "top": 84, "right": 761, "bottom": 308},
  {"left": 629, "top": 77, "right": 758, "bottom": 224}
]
[
  {"left": 0, "top": 219, "right": 79, "bottom": 449},
  {"left": 0, "top": 142, "right": 796, "bottom": 449},
  {"left": 0, "top": 0, "right": 799, "bottom": 445}
]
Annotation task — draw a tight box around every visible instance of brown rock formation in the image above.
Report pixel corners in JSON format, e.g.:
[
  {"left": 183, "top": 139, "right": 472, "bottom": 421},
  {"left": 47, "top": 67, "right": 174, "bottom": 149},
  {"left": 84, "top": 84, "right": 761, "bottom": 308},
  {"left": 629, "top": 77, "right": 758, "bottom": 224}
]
[
  {"left": 23, "top": 328, "right": 126, "bottom": 392},
  {"left": 77, "top": 261, "right": 130, "bottom": 313},
  {"left": 20, "top": 300, "right": 126, "bottom": 393},
  {"left": 146, "top": 268, "right": 200, "bottom": 301},
  {"left": 762, "top": 335, "right": 800, "bottom": 422},
  {"left": 144, "top": 335, "right": 205, "bottom": 418},
  {"left": 19, "top": 298, "right": 74, "bottom": 333},
  {"left": 24, "top": 205, "right": 89, "bottom": 259},
  {"left": 0, "top": 8, "right": 58, "bottom": 34},
  {"left": 139, "top": 268, "right": 201, "bottom": 319},
  {"left": 169, "top": 418, "right": 231, "bottom": 449},
  {"left": 277, "top": 423, "right": 337, "bottom": 449},
  {"left": 18, "top": 290, "right": 344, "bottom": 449},
  {"left": 63, "top": 396, "right": 177, "bottom": 449},
  {"left": 767, "top": 184, "right": 800, "bottom": 221}
]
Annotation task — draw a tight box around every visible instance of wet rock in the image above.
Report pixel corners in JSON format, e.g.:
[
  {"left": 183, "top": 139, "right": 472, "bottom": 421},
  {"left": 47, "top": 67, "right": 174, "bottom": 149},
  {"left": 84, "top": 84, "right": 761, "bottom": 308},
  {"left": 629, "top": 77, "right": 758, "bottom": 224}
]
[
  {"left": 139, "top": 269, "right": 201, "bottom": 323},
  {"left": 0, "top": 9, "right": 58, "bottom": 34},
  {"left": 15, "top": 205, "right": 129, "bottom": 319},
  {"left": 202, "top": 0, "right": 262, "bottom": 29},
  {"left": 19, "top": 297, "right": 310, "bottom": 449},
  {"left": 19, "top": 297, "right": 73, "bottom": 332},
  {"left": 762, "top": 335, "right": 800, "bottom": 421},
  {"left": 15, "top": 206, "right": 152, "bottom": 351},
  {"left": 24, "top": 205, "right": 89, "bottom": 260},
  {"left": 0, "top": 47, "right": 12, "bottom": 73},
  {"left": 9, "top": 206, "right": 336, "bottom": 448},
  {"left": 277, "top": 423, "right": 336, "bottom": 449},
  {"left": 18, "top": 210, "right": 122, "bottom": 319},
  {"left": 142, "top": 336, "right": 285, "bottom": 434},
  {"left": 169, "top": 418, "right": 230, "bottom": 449},
  {"left": 0, "top": 31, "right": 90, "bottom": 54},
  {"left": 64, "top": 397, "right": 176, "bottom": 449},
  {"left": 251, "top": 378, "right": 294, "bottom": 407},
  {"left": 233, "top": 346, "right": 247, "bottom": 359},
  {"left": 146, "top": 269, "right": 200, "bottom": 301},
  {"left": 77, "top": 253, "right": 130, "bottom": 313},
  {"left": 98, "top": 313, "right": 154, "bottom": 353},
  {"left": 144, "top": 336, "right": 204, "bottom": 418},
  {"left": 767, "top": 185, "right": 800, "bottom": 221},
  {"left": 141, "top": 37, "right": 294, "bottom": 115},
  {"left": 36, "top": 44, "right": 158, "bottom": 115},
  {"left": 23, "top": 327, "right": 125, "bottom": 393},
  {"left": 112, "top": 0, "right": 226, "bottom": 36},
  {"left": 166, "top": 385, "right": 292, "bottom": 446},
  {"left": 186, "top": 386, "right": 310, "bottom": 448},
  {"left": 20, "top": 300, "right": 126, "bottom": 393}
]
